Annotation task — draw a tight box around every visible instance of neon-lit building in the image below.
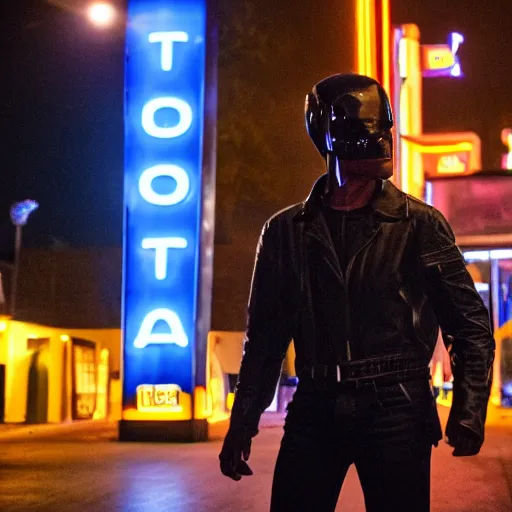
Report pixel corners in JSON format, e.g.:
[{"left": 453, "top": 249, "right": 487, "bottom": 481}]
[
  {"left": 0, "top": 315, "right": 116, "bottom": 424},
  {"left": 392, "top": 22, "right": 512, "bottom": 408}
]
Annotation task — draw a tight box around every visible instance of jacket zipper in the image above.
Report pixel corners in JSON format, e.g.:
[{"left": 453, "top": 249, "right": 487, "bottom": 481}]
[{"left": 343, "top": 223, "right": 381, "bottom": 361}]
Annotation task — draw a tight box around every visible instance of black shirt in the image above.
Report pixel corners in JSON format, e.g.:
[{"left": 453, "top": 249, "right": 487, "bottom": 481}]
[{"left": 322, "top": 203, "right": 374, "bottom": 274}]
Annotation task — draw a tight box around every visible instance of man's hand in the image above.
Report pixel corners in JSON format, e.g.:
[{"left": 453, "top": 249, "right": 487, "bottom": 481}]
[
  {"left": 446, "top": 425, "right": 482, "bottom": 457},
  {"left": 219, "top": 429, "right": 254, "bottom": 481}
]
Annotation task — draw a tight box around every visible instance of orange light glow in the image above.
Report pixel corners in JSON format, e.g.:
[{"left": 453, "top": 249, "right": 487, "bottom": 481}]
[
  {"left": 357, "top": 0, "right": 367, "bottom": 75},
  {"left": 365, "top": 0, "right": 375, "bottom": 77},
  {"left": 381, "top": 0, "right": 391, "bottom": 95},
  {"left": 356, "top": 0, "right": 380, "bottom": 79},
  {"left": 194, "top": 386, "right": 212, "bottom": 420},
  {"left": 501, "top": 128, "right": 512, "bottom": 170}
]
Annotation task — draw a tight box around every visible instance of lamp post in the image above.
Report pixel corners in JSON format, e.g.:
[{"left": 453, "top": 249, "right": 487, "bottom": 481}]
[{"left": 9, "top": 200, "right": 39, "bottom": 317}]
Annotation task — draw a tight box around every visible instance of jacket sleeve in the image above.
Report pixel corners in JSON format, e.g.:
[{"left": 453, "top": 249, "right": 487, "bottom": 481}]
[
  {"left": 228, "top": 219, "right": 292, "bottom": 438},
  {"left": 416, "top": 207, "right": 495, "bottom": 447}
]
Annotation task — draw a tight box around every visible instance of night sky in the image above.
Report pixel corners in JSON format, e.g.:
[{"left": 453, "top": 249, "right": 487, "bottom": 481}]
[{"left": 1, "top": 0, "right": 511, "bottom": 255}]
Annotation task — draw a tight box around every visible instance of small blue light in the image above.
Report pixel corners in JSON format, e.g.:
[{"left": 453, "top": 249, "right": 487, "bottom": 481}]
[
  {"left": 10, "top": 200, "right": 39, "bottom": 226},
  {"left": 503, "top": 382, "right": 512, "bottom": 397}
]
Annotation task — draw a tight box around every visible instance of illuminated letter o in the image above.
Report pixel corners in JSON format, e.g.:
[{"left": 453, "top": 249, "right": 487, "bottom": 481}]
[
  {"left": 139, "top": 165, "right": 190, "bottom": 206},
  {"left": 141, "top": 97, "right": 193, "bottom": 138}
]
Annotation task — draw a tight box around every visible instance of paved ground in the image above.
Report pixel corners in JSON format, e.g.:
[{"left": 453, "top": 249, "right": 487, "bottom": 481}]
[{"left": 0, "top": 406, "right": 510, "bottom": 511}]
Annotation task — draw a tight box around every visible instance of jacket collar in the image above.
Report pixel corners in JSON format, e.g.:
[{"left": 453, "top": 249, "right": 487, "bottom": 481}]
[{"left": 294, "top": 174, "right": 408, "bottom": 222}]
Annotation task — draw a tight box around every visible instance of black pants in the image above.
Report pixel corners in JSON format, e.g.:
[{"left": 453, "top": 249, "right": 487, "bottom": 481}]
[{"left": 270, "top": 377, "right": 441, "bottom": 512}]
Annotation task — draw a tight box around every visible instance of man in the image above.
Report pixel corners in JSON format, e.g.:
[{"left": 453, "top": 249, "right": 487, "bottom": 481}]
[{"left": 219, "top": 73, "right": 495, "bottom": 512}]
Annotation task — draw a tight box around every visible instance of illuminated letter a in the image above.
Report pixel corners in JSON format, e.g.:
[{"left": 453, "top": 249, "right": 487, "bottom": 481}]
[{"left": 133, "top": 308, "right": 188, "bottom": 349}]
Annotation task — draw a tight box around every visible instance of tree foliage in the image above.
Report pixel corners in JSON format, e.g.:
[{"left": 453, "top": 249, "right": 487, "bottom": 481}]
[{"left": 215, "top": 0, "right": 298, "bottom": 240}]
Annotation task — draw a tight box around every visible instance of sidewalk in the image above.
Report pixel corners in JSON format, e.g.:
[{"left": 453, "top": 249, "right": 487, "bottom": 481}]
[{"left": 0, "top": 419, "right": 115, "bottom": 440}]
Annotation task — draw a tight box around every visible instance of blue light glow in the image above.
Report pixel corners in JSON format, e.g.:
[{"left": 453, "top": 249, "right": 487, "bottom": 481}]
[
  {"left": 450, "top": 32, "right": 464, "bottom": 57},
  {"left": 449, "top": 32, "right": 464, "bottom": 78},
  {"left": 122, "top": 0, "right": 207, "bottom": 410},
  {"left": 10, "top": 200, "right": 39, "bottom": 226},
  {"left": 463, "top": 249, "right": 512, "bottom": 262}
]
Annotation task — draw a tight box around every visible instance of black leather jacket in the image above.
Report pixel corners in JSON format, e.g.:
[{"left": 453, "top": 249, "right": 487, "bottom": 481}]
[{"left": 230, "top": 175, "right": 495, "bottom": 448}]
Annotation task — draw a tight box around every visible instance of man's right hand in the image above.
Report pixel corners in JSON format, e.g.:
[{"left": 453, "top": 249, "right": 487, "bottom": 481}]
[{"left": 219, "top": 429, "right": 254, "bottom": 481}]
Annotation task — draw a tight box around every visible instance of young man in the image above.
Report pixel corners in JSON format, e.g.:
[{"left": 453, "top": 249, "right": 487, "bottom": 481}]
[{"left": 219, "top": 74, "right": 495, "bottom": 512}]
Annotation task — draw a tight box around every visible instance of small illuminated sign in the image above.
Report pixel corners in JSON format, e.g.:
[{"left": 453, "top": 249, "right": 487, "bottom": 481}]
[
  {"left": 437, "top": 154, "right": 466, "bottom": 174},
  {"left": 423, "top": 152, "right": 470, "bottom": 177},
  {"left": 424, "top": 47, "right": 455, "bottom": 71},
  {"left": 122, "top": 0, "right": 207, "bottom": 420},
  {"left": 137, "top": 384, "right": 182, "bottom": 412},
  {"left": 421, "top": 32, "right": 464, "bottom": 78}
]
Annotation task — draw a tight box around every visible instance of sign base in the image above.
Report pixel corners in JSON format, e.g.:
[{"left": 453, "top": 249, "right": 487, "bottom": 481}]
[{"left": 119, "top": 419, "right": 209, "bottom": 443}]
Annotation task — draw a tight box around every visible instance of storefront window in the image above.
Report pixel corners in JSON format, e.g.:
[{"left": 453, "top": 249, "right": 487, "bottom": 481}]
[{"left": 72, "top": 340, "right": 97, "bottom": 420}]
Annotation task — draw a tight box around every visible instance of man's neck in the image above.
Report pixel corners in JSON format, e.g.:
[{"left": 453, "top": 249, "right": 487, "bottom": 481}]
[{"left": 325, "top": 176, "right": 377, "bottom": 211}]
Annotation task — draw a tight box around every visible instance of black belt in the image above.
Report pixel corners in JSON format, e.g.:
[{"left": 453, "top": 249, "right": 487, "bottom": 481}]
[{"left": 299, "top": 357, "right": 430, "bottom": 387}]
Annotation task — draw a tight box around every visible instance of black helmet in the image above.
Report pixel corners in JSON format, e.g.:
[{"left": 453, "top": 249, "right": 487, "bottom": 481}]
[{"left": 305, "top": 73, "right": 393, "bottom": 161}]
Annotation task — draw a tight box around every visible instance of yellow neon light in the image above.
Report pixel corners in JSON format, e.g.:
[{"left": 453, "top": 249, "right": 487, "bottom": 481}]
[
  {"left": 365, "top": 0, "right": 374, "bottom": 77},
  {"left": 381, "top": 0, "right": 391, "bottom": 94},
  {"left": 357, "top": 0, "right": 367, "bottom": 75},
  {"left": 403, "top": 140, "right": 473, "bottom": 154},
  {"left": 122, "top": 409, "right": 191, "bottom": 421}
]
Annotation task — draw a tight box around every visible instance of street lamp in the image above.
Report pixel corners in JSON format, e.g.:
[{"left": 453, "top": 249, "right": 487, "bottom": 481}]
[
  {"left": 10, "top": 200, "right": 39, "bottom": 317},
  {"left": 86, "top": 2, "right": 117, "bottom": 28}
]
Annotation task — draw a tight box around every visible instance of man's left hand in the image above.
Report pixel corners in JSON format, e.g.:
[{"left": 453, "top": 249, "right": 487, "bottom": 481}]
[{"left": 446, "top": 426, "right": 482, "bottom": 457}]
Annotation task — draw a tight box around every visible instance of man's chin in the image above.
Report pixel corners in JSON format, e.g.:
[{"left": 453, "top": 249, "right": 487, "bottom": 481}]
[{"left": 341, "top": 158, "right": 393, "bottom": 180}]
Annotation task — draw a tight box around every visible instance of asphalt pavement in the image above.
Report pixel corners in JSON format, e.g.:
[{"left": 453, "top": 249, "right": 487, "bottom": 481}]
[{"left": 0, "top": 406, "right": 510, "bottom": 511}]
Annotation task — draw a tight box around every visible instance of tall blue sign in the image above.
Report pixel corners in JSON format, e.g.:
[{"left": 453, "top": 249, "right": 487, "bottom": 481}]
[{"left": 121, "top": 0, "right": 216, "bottom": 439}]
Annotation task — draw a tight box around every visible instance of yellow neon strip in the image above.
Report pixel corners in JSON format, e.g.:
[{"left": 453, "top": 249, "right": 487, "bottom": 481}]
[
  {"left": 403, "top": 141, "right": 473, "bottom": 154},
  {"left": 382, "top": 0, "right": 391, "bottom": 94},
  {"left": 437, "top": 169, "right": 465, "bottom": 174},
  {"left": 122, "top": 409, "right": 192, "bottom": 421},
  {"left": 365, "top": 0, "right": 373, "bottom": 76},
  {"left": 357, "top": 0, "right": 366, "bottom": 74}
]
